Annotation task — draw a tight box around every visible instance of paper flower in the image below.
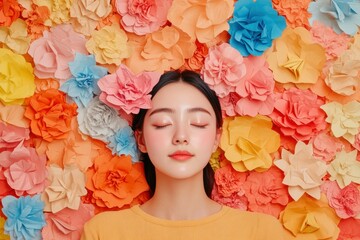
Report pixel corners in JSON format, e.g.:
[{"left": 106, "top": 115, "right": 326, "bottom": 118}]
[
  {"left": 0, "top": 122, "right": 30, "bottom": 151},
  {"left": 85, "top": 150, "right": 149, "bottom": 208},
  {"left": 86, "top": 24, "right": 130, "bottom": 65},
  {"left": 219, "top": 92, "right": 241, "bottom": 117},
  {"left": 107, "top": 126, "right": 139, "bottom": 161},
  {"left": 0, "top": 143, "right": 47, "bottom": 196},
  {"left": 279, "top": 195, "right": 340, "bottom": 239},
  {"left": 228, "top": 0, "right": 286, "bottom": 57},
  {"left": 234, "top": 55, "right": 275, "bottom": 117},
  {"left": 201, "top": 42, "right": 246, "bottom": 98},
  {"left": 125, "top": 26, "right": 196, "bottom": 73},
  {"left": 98, "top": 64, "right": 160, "bottom": 114},
  {"left": 269, "top": 88, "right": 327, "bottom": 143},
  {"left": 322, "top": 181, "right": 360, "bottom": 219},
  {"left": 338, "top": 218, "right": 360, "bottom": 240},
  {"left": 272, "top": 0, "right": 311, "bottom": 29},
  {"left": 28, "top": 24, "right": 88, "bottom": 80},
  {"left": 310, "top": 131, "right": 344, "bottom": 163},
  {"left": 42, "top": 203, "right": 94, "bottom": 240},
  {"left": 167, "top": 0, "right": 233, "bottom": 43},
  {"left": 0, "top": 19, "right": 30, "bottom": 54},
  {"left": 243, "top": 167, "right": 289, "bottom": 218},
  {"left": 321, "top": 101, "right": 360, "bottom": 144},
  {"left": 70, "top": 0, "right": 112, "bottom": 36},
  {"left": 274, "top": 141, "right": 327, "bottom": 201},
  {"left": 24, "top": 88, "right": 78, "bottom": 142},
  {"left": 0, "top": 216, "right": 9, "bottom": 239},
  {"left": 60, "top": 53, "right": 108, "bottom": 108},
  {"left": 327, "top": 149, "right": 360, "bottom": 188},
  {"left": 0, "top": 48, "right": 35, "bottom": 105},
  {"left": 1, "top": 195, "right": 46, "bottom": 240},
  {"left": 42, "top": 165, "right": 87, "bottom": 213},
  {"left": 183, "top": 41, "right": 209, "bottom": 72},
  {"left": 354, "top": 130, "right": 360, "bottom": 151},
  {"left": 0, "top": 0, "right": 21, "bottom": 27},
  {"left": 77, "top": 97, "right": 128, "bottom": 142},
  {"left": 35, "top": 0, "right": 72, "bottom": 25},
  {"left": 220, "top": 115, "right": 280, "bottom": 172},
  {"left": 309, "top": 0, "right": 360, "bottom": 36},
  {"left": 116, "top": 0, "right": 172, "bottom": 35},
  {"left": 266, "top": 27, "right": 326, "bottom": 85},
  {"left": 21, "top": 4, "right": 50, "bottom": 41}
]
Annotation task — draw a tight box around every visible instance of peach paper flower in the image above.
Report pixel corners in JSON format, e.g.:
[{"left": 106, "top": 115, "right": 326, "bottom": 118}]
[
  {"left": 310, "top": 131, "right": 344, "bottom": 163},
  {"left": 266, "top": 27, "right": 326, "bottom": 86},
  {"left": 183, "top": 41, "right": 208, "bottom": 72},
  {"left": 272, "top": 0, "right": 311, "bottom": 29},
  {"left": 0, "top": 19, "right": 30, "bottom": 54},
  {"left": 35, "top": 0, "right": 72, "bottom": 25},
  {"left": 21, "top": 3, "right": 50, "bottom": 41},
  {"left": 0, "top": 122, "right": 30, "bottom": 151},
  {"left": 201, "top": 42, "right": 246, "bottom": 98},
  {"left": 0, "top": 0, "right": 21, "bottom": 27},
  {"left": 327, "top": 149, "right": 360, "bottom": 189},
  {"left": 28, "top": 24, "right": 87, "bottom": 80},
  {"left": 338, "top": 218, "right": 360, "bottom": 240},
  {"left": 116, "top": 0, "right": 172, "bottom": 35},
  {"left": 280, "top": 195, "right": 340, "bottom": 239},
  {"left": 98, "top": 64, "right": 160, "bottom": 114},
  {"left": 167, "top": 0, "right": 234, "bottom": 43},
  {"left": 274, "top": 141, "right": 327, "bottom": 201},
  {"left": 321, "top": 101, "right": 360, "bottom": 144},
  {"left": 220, "top": 115, "right": 280, "bottom": 172}
]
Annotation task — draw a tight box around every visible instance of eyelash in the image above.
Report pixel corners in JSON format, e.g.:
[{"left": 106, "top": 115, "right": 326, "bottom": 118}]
[{"left": 152, "top": 124, "right": 208, "bottom": 129}]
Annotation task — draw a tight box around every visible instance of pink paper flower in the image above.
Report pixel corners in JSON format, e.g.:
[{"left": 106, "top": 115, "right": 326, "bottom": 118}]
[
  {"left": 201, "top": 43, "right": 246, "bottom": 98},
  {"left": 0, "top": 143, "right": 47, "bottom": 196},
  {"left": 322, "top": 181, "right": 360, "bottom": 219},
  {"left": 0, "top": 122, "right": 30, "bottom": 151},
  {"left": 234, "top": 55, "right": 275, "bottom": 117},
  {"left": 211, "top": 187, "right": 248, "bottom": 210},
  {"left": 243, "top": 167, "right": 289, "bottom": 218},
  {"left": 338, "top": 218, "right": 360, "bottom": 240},
  {"left": 28, "top": 24, "right": 87, "bottom": 80},
  {"left": 219, "top": 92, "right": 241, "bottom": 117},
  {"left": 116, "top": 0, "right": 172, "bottom": 35},
  {"left": 311, "top": 131, "right": 344, "bottom": 163},
  {"left": 269, "top": 88, "right": 327, "bottom": 143},
  {"left": 98, "top": 64, "right": 160, "bottom": 114}
]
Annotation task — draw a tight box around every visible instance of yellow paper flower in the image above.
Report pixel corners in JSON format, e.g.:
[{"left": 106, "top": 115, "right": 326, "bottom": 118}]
[
  {"left": 0, "top": 217, "right": 10, "bottom": 240},
  {"left": 328, "top": 149, "right": 360, "bottom": 189},
  {"left": 0, "top": 48, "right": 35, "bottom": 105},
  {"left": 220, "top": 115, "right": 280, "bottom": 172},
  {"left": 280, "top": 195, "right": 340, "bottom": 239},
  {"left": 35, "top": 0, "right": 72, "bottom": 25},
  {"left": 321, "top": 100, "right": 360, "bottom": 144},
  {"left": 266, "top": 27, "right": 326, "bottom": 86},
  {"left": 0, "top": 19, "right": 30, "bottom": 54},
  {"left": 209, "top": 148, "right": 222, "bottom": 171},
  {"left": 86, "top": 24, "right": 130, "bottom": 65}
]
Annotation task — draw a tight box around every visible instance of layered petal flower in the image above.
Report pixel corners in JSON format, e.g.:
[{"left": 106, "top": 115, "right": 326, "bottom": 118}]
[
  {"left": 98, "top": 64, "right": 160, "bottom": 114},
  {"left": 0, "top": 0, "right": 21, "bottom": 27},
  {"left": 220, "top": 115, "right": 280, "bottom": 172},
  {"left": 228, "top": 0, "right": 286, "bottom": 56},
  {"left": 0, "top": 122, "right": 30, "bottom": 151},
  {"left": 183, "top": 41, "right": 209, "bottom": 72},
  {"left": 274, "top": 141, "right": 327, "bottom": 201},
  {"left": 310, "top": 131, "right": 344, "bottom": 163},
  {"left": 21, "top": 3, "right": 50, "bottom": 41},
  {"left": 338, "top": 218, "right": 360, "bottom": 240},
  {"left": 272, "top": 0, "right": 311, "bottom": 29},
  {"left": 167, "top": 0, "right": 234, "bottom": 43},
  {"left": 107, "top": 126, "right": 139, "bottom": 162},
  {"left": 0, "top": 48, "right": 35, "bottom": 105},
  {"left": 0, "top": 19, "right": 30, "bottom": 54},
  {"left": 35, "top": 0, "right": 72, "bottom": 25}
]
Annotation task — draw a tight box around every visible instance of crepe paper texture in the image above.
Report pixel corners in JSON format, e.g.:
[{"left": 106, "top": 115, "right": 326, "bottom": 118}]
[{"left": 0, "top": 18, "right": 30, "bottom": 54}]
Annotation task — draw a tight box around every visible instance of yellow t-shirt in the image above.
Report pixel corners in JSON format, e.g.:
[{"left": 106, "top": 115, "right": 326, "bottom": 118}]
[{"left": 81, "top": 205, "right": 286, "bottom": 240}]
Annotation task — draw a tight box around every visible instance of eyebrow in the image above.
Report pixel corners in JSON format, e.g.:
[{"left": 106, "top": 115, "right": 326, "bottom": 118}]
[{"left": 148, "top": 107, "right": 212, "bottom": 117}]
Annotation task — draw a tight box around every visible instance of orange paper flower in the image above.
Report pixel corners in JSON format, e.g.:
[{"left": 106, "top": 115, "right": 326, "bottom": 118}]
[
  {"left": 21, "top": 4, "right": 50, "bottom": 41},
  {"left": 272, "top": 0, "right": 312, "bottom": 29},
  {"left": 0, "top": 0, "right": 21, "bottom": 27}
]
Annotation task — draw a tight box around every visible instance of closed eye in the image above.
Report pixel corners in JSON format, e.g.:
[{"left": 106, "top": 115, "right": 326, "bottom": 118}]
[
  {"left": 191, "top": 124, "right": 208, "bottom": 128},
  {"left": 153, "top": 124, "right": 171, "bottom": 129}
]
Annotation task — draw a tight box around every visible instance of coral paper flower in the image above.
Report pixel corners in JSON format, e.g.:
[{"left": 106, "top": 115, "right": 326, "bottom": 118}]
[
  {"left": 28, "top": 24, "right": 88, "bottom": 80},
  {"left": 60, "top": 53, "right": 108, "bottom": 108},
  {"left": 98, "top": 64, "right": 160, "bottom": 114},
  {"left": 266, "top": 27, "right": 326, "bottom": 86},
  {"left": 0, "top": 48, "right": 35, "bottom": 105},
  {"left": 21, "top": 4, "right": 50, "bottom": 41},
  {"left": 201, "top": 42, "right": 246, "bottom": 98},
  {"left": 269, "top": 88, "right": 327, "bottom": 142},
  {"left": 183, "top": 41, "right": 209, "bottom": 72},
  {"left": 309, "top": 0, "right": 360, "bottom": 36},
  {"left": 272, "top": 0, "right": 311, "bottom": 29},
  {"left": 321, "top": 100, "right": 360, "bottom": 144},
  {"left": 327, "top": 149, "right": 360, "bottom": 189},
  {"left": 279, "top": 195, "right": 340, "bottom": 239},
  {"left": 85, "top": 24, "right": 130, "bottom": 65},
  {"left": 0, "top": 122, "right": 30, "bottom": 151},
  {"left": 116, "top": 0, "right": 172, "bottom": 35},
  {"left": 24, "top": 88, "right": 78, "bottom": 142},
  {"left": 85, "top": 149, "right": 149, "bottom": 208},
  {"left": 0, "top": 19, "right": 30, "bottom": 54},
  {"left": 310, "top": 131, "right": 344, "bottom": 163},
  {"left": 1, "top": 195, "right": 46, "bottom": 240},
  {"left": 167, "top": 0, "right": 234, "bottom": 43},
  {"left": 274, "top": 141, "right": 327, "bottom": 201},
  {"left": 220, "top": 115, "right": 280, "bottom": 172},
  {"left": 228, "top": 0, "right": 286, "bottom": 57},
  {"left": 243, "top": 167, "right": 289, "bottom": 218},
  {"left": 42, "top": 165, "right": 87, "bottom": 213},
  {"left": 338, "top": 218, "right": 360, "bottom": 240},
  {"left": 107, "top": 126, "right": 139, "bottom": 161},
  {"left": 0, "top": 0, "right": 21, "bottom": 27}
]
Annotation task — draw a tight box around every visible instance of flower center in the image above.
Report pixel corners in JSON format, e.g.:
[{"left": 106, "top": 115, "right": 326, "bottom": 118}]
[
  {"left": 282, "top": 53, "right": 304, "bottom": 80},
  {"left": 106, "top": 171, "right": 126, "bottom": 190}
]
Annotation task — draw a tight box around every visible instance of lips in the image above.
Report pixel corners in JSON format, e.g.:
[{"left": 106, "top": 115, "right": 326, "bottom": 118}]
[{"left": 168, "top": 150, "right": 194, "bottom": 161}]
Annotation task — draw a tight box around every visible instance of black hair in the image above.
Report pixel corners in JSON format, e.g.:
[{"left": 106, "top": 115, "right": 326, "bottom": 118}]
[{"left": 132, "top": 70, "right": 223, "bottom": 198}]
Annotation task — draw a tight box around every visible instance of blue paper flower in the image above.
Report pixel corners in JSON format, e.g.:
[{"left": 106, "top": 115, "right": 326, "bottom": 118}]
[
  {"left": 228, "top": 0, "right": 286, "bottom": 57},
  {"left": 107, "top": 126, "right": 139, "bottom": 162},
  {"left": 1, "top": 195, "right": 46, "bottom": 240},
  {"left": 309, "top": 0, "right": 360, "bottom": 36},
  {"left": 60, "top": 53, "right": 108, "bottom": 107}
]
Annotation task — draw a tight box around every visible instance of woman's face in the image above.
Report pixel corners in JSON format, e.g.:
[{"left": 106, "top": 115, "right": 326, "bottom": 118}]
[{"left": 136, "top": 81, "right": 220, "bottom": 180}]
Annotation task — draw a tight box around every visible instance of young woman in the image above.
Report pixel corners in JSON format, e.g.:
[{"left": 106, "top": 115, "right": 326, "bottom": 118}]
[{"left": 81, "top": 70, "right": 285, "bottom": 240}]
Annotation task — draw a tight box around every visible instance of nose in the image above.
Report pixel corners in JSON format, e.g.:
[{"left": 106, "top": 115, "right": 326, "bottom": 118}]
[{"left": 172, "top": 126, "right": 189, "bottom": 145}]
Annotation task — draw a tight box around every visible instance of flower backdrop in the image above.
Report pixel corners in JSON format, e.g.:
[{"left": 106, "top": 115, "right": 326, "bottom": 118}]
[{"left": 0, "top": 0, "right": 360, "bottom": 239}]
